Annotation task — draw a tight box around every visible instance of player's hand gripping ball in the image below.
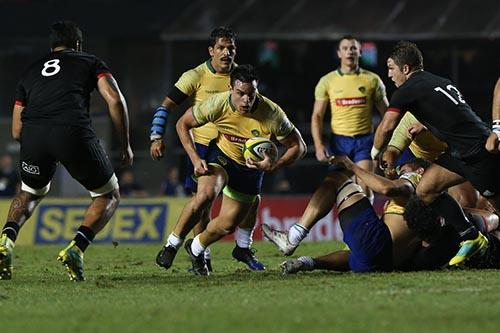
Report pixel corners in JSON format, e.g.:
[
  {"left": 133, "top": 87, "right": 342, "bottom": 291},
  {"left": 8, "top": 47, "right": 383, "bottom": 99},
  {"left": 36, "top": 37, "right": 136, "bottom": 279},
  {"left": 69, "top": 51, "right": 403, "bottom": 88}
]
[{"left": 243, "top": 137, "right": 278, "bottom": 162}]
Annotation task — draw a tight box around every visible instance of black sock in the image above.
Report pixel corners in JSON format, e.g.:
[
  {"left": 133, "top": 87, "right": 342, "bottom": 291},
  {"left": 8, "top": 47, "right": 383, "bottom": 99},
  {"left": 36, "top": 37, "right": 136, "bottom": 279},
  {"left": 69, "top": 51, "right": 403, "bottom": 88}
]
[
  {"left": 2, "top": 221, "right": 20, "bottom": 242},
  {"left": 73, "top": 226, "right": 95, "bottom": 252},
  {"left": 429, "top": 192, "right": 478, "bottom": 240}
]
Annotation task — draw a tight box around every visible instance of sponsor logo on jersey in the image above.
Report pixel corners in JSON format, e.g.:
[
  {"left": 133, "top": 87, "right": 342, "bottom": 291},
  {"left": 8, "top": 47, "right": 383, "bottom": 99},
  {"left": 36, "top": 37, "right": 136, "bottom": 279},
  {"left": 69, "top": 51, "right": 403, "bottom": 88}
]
[
  {"left": 251, "top": 129, "right": 261, "bottom": 136},
  {"left": 22, "top": 162, "right": 40, "bottom": 175},
  {"left": 216, "top": 156, "right": 228, "bottom": 166},
  {"left": 224, "top": 133, "right": 248, "bottom": 143},
  {"left": 204, "top": 90, "right": 220, "bottom": 94},
  {"left": 335, "top": 97, "right": 367, "bottom": 106},
  {"left": 358, "top": 86, "right": 366, "bottom": 93}
]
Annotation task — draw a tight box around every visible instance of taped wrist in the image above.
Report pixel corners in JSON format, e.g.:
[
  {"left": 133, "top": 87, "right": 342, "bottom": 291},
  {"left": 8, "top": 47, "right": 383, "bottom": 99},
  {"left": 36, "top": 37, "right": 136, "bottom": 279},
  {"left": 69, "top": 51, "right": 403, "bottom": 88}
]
[
  {"left": 492, "top": 120, "right": 500, "bottom": 138},
  {"left": 150, "top": 106, "right": 170, "bottom": 141}
]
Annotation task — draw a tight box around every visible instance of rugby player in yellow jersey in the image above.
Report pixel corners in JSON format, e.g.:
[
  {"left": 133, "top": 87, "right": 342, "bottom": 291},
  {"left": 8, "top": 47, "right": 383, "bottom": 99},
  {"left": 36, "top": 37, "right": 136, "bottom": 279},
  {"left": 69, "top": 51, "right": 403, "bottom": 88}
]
[
  {"left": 173, "top": 64, "right": 306, "bottom": 275},
  {"left": 150, "top": 28, "right": 265, "bottom": 271},
  {"left": 381, "top": 112, "right": 485, "bottom": 209},
  {"left": 262, "top": 35, "right": 388, "bottom": 255},
  {"left": 281, "top": 156, "right": 428, "bottom": 273}
]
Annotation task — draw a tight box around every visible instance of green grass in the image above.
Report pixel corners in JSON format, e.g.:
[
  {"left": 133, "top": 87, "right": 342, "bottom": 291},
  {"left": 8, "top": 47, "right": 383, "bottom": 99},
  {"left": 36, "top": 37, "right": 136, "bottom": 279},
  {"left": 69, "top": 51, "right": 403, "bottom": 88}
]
[{"left": 2, "top": 241, "right": 500, "bottom": 333}]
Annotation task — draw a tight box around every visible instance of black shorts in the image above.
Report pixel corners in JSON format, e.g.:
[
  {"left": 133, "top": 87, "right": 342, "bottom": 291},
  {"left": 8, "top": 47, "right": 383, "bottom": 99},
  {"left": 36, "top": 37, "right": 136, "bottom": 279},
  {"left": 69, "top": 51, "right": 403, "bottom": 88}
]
[
  {"left": 435, "top": 150, "right": 500, "bottom": 198},
  {"left": 20, "top": 123, "right": 114, "bottom": 191}
]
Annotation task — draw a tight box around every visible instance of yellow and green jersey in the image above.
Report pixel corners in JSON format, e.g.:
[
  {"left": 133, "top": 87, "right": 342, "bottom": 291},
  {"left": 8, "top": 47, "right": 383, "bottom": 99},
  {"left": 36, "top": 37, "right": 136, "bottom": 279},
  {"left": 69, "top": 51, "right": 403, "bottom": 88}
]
[
  {"left": 388, "top": 112, "right": 447, "bottom": 161},
  {"left": 175, "top": 60, "right": 232, "bottom": 145},
  {"left": 314, "top": 68, "right": 386, "bottom": 136},
  {"left": 384, "top": 171, "right": 422, "bottom": 215},
  {"left": 192, "top": 91, "right": 295, "bottom": 165}
]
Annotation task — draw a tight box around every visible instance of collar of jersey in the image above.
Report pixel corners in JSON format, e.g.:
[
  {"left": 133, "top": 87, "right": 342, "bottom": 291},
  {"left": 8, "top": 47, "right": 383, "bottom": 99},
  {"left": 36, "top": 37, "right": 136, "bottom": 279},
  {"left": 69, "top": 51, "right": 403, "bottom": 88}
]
[
  {"left": 336, "top": 67, "right": 361, "bottom": 76},
  {"left": 205, "top": 59, "right": 235, "bottom": 75}
]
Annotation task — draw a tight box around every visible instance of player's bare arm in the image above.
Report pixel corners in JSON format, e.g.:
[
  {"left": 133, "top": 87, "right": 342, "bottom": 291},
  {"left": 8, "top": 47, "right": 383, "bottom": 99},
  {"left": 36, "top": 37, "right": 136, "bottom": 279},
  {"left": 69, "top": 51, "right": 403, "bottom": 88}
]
[
  {"left": 486, "top": 77, "right": 500, "bottom": 153},
  {"left": 372, "top": 111, "right": 403, "bottom": 158},
  {"left": 150, "top": 97, "right": 178, "bottom": 160},
  {"left": 311, "top": 100, "right": 329, "bottom": 162},
  {"left": 375, "top": 79, "right": 389, "bottom": 117},
  {"left": 97, "top": 75, "right": 133, "bottom": 166},
  {"left": 332, "top": 155, "right": 414, "bottom": 197},
  {"left": 176, "top": 108, "right": 208, "bottom": 176},
  {"left": 11, "top": 104, "right": 23, "bottom": 141}
]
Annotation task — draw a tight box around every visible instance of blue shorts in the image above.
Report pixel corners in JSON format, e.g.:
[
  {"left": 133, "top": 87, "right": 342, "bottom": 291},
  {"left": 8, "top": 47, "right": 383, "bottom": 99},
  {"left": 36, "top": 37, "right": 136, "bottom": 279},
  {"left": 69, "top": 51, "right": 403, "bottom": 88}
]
[
  {"left": 395, "top": 147, "right": 416, "bottom": 167},
  {"left": 184, "top": 142, "right": 210, "bottom": 194},
  {"left": 206, "top": 141, "right": 264, "bottom": 196},
  {"left": 340, "top": 198, "right": 393, "bottom": 273},
  {"left": 328, "top": 133, "right": 373, "bottom": 171}
]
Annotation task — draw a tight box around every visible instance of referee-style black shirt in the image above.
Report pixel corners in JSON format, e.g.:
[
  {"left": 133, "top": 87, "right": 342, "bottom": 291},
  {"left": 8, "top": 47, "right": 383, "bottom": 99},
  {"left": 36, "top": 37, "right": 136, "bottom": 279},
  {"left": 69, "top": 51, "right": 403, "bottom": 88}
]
[
  {"left": 388, "top": 71, "right": 490, "bottom": 159},
  {"left": 15, "top": 49, "right": 111, "bottom": 128}
]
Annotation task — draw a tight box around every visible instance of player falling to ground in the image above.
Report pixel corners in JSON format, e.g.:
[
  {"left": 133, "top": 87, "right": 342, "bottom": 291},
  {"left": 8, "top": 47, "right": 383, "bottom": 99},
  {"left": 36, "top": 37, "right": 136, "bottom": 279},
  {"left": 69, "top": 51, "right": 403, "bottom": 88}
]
[
  {"left": 280, "top": 156, "right": 428, "bottom": 274},
  {"left": 172, "top": 65, "right": 306, "bottom": 275},
  {"left": 261, "top": 35, "right": 388, "bottom": 253},
  {"left": 151, "top": 27, "right": 265, "bottom": 271},
  {"left": 372, "top": 41, "right": 500, "bottom": 265},
  {"left": 0, "top": 21, "right": 133, "bottom": 281}
]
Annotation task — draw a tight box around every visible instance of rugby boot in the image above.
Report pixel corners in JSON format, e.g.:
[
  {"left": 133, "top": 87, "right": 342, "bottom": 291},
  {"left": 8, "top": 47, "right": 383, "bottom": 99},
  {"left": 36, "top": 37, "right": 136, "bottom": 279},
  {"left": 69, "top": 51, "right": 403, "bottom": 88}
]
[
  {"left": 185, "top": 239, "right": 209, "bottom": 276},
  {"left": 232, "top": 245, "right": 266, "bottom": 270},
  {"left": 261, "top": 224, "right": 298, "bottom": 256},
  {"left": 280, "top": 256, "right": 314, "bottom": 275},
  {"left": 155, "top": 245, "right": 178, "bottom": 270},
  {"left": 0, "top": 234, "right": 14, "bottom": 280},
  {"left": 57, "top": 241, "right": 85, "bottom": 281},
  {"left": 449, "top": 232, "right": 489, "bottom": 266}
]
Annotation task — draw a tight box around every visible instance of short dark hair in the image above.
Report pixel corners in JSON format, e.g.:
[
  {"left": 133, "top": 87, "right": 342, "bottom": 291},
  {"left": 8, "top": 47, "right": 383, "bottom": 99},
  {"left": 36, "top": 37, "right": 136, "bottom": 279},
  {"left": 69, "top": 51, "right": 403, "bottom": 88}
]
[
  {"left": 49, "top": 20, "right": 83, "bottom": 49},
  {"left": 389, "top": 40, "right": 424, "bottom": 71},
  {"left": 404, "top": 195, "right": 442, "bottom": 240},
  {"left": 230, "top": 64, "right": 259, "bottom": 86},
  {"left": 209, "top": 26, "right": 236, "bottom": 47},
  {"left": 401, "top": 158, "right": 431, "bottom": 170},
  {"left": 337, "top": 35, "right": 361, "bottom": 50}
]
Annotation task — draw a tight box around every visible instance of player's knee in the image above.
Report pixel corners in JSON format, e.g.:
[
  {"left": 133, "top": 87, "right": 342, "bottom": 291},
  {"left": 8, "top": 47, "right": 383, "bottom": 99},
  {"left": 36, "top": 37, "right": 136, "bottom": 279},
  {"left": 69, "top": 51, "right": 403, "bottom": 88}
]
[
  {"left": 193, "top": 189, "right": 217, "bottom": 210},
  {"left": 415, "top": 186, "right": 438, "bottom": 203},
  {"left": 216, "top": 218, "right": 238, "bottom": 235}
]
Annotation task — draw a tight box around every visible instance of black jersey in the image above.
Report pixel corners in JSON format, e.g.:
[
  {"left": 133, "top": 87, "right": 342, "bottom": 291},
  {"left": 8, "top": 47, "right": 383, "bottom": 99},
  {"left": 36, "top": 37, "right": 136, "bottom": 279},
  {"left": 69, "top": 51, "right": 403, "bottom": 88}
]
[
  {"left": 389, "top": 71, "right": 490, "bottom": 159},
  {"left": 15, "top": 49, "right": 111, "bottom": 128}
]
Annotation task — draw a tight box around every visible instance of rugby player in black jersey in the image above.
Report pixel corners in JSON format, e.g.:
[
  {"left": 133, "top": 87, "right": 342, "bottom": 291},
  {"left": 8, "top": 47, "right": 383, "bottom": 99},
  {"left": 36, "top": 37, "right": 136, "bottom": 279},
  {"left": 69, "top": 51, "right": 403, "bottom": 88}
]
[
  {"left": 373, "top": 41, "right": 500, "bottom": 266},
  {"left": 0, "top": 21, "right": 133, "bottom": 281}
]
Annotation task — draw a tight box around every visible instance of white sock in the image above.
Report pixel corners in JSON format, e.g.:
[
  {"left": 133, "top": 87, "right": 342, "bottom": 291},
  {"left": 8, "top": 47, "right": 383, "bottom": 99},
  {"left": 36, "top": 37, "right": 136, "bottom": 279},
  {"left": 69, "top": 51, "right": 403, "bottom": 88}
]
[
  {"left": 288, "top": 224, "right": 309, "bottom": 245},
  {"left": 204, "top": 247, "right": 211, "bottom": 260},
  {"left": 298, "top": 256, "right": 315, "bottom": 271},
  {"left": 191, "top": 235, "right": 206, "bottom": 257},
  {"left": 235, "top": 227, "right": 253, "bottom": 248},
  {"left": 166, "top": 233, "right": 183, "bottom": 250}
]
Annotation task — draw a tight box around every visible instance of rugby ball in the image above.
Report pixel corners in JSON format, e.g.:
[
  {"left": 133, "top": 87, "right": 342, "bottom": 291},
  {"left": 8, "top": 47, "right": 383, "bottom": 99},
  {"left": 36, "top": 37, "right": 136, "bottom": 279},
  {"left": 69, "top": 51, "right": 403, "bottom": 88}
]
[{"left": 243, "top": 137, "right": 278, "bottom": 162}]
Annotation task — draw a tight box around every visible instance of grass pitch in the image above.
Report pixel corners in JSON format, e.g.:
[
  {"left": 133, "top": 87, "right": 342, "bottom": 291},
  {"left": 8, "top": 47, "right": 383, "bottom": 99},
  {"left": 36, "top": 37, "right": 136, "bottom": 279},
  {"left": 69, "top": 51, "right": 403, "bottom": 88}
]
[{"left": 2, "top": 241, "right": 500, "bottom": 333}]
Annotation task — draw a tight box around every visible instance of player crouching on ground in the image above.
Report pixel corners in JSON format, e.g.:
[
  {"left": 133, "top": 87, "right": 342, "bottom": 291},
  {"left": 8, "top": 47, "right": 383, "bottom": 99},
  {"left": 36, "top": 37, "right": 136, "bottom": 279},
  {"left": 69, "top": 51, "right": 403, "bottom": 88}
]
[
  {"left": 162, "top": 64, "right": 306, "bottom": 275},
  {"left": 280, "top": 156, "right": 429, "bottom": 274}
]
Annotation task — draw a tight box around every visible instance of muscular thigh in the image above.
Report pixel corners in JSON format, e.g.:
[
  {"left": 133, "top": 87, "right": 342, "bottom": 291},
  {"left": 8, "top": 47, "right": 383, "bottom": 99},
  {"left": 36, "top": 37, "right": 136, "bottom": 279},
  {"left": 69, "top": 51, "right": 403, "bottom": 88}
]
[
  {"left": 417, "top": 163, "right": 465, "bottom": 197},
  {"left": 218, "top": 194, "right": 253, "bottom": 228}
]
